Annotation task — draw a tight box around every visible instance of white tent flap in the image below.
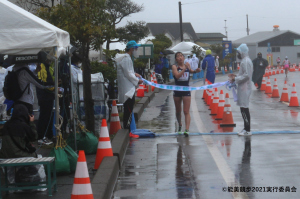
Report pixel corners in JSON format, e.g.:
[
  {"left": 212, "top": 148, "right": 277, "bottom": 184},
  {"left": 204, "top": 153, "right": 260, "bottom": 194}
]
[{"left": 0, "top": 0, "right": 70, "bottom": 56}]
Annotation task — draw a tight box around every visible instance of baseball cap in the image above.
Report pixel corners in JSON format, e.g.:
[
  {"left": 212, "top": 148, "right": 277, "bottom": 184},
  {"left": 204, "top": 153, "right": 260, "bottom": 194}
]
[{"left": 126, "top": 40, "right": 141, "bottom": 49}]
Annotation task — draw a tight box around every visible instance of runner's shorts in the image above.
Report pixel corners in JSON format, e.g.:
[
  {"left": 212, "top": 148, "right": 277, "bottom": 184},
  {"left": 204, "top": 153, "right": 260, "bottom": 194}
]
[{"left": 173, "top": 91, "right": 191, "bottom": 97}]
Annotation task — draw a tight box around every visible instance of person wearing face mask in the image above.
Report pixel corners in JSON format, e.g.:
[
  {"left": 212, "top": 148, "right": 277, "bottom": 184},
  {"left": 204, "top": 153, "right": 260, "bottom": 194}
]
[
  {"left": 252, "top": 52, "right": 268, "bottom": 89},
  {"left": 282, "top": 56, "right": 290, "bottom": 77},
  {"left": 229, "top": 44, "right": 253, "bottom": 136},
  {"left": 116, "top": 40, "right": 143, "bottom": 132}
]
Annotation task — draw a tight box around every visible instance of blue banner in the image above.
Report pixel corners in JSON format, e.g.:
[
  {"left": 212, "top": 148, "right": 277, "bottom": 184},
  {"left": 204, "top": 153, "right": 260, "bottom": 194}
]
[{"left": 222, "top": 41, "right": 232, "bottom": 58}]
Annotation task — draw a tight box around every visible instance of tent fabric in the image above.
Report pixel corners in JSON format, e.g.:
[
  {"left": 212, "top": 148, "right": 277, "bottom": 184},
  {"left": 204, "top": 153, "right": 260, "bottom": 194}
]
[
  {"left": 169, "top": 42, "right": 206, "bottom": 57},
  {"left": 0, "top": 0, "right": 70, "bottom": 56}
]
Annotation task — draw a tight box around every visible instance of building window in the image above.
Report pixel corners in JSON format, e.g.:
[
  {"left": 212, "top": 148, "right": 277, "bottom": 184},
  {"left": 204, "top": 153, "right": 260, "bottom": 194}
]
[
  {"left": 297, "top": 53, "right": 300, "bottom": 58},
  {"left": 272, "top": 47, "right": 280, "bottom": 52}
]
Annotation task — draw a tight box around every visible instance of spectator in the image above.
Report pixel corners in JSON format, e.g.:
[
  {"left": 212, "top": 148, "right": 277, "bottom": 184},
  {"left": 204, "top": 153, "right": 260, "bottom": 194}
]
[
  {"left": 202, "top": 50, "right": 215, "bottom": 84},
  {"left": 116, "top": 40, "right": 143, "bottom": 133},
  {"left": 0, "top": 104, "right": 37, "bottom": 158}
]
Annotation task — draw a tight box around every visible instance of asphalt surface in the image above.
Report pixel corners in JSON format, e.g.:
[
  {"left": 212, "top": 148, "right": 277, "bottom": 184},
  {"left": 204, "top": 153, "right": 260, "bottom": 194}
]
[{"left": 113, "top": 71, "right": 300, "bottom": 199}]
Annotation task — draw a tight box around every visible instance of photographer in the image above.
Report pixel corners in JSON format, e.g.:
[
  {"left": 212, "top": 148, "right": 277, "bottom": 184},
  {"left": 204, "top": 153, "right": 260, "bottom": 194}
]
[{"left": 0, "top": 104, "right": 37, "bottom": 158}]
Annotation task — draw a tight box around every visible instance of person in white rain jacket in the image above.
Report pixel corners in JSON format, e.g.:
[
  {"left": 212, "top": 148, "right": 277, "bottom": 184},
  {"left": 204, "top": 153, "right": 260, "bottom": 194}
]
[
  {"left": 190, "top": 54, "right": 199, "bottom": 71},
  {"left": 116, "top": 40, "right": 143, "bottom": 131},
  {"left": 229, "top": 43, "right": 253, "bottom": 136}
]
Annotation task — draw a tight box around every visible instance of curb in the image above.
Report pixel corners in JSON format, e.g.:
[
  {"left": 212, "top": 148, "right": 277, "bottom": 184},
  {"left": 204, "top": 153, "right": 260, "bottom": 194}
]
[{"left": 91, "top": 129, "right": 129, "bottom": 199}]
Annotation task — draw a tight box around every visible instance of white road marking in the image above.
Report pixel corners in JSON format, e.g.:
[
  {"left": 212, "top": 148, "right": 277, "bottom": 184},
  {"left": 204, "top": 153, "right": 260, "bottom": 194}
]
[{"left": 191, "top": 84, "right": 249, "bottom": 199}]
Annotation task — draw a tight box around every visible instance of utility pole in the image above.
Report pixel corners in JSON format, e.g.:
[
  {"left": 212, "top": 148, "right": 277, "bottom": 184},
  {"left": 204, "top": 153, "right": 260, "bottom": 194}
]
[
  {"left": 224, "top": 20, "right": 228, "bottom": 40},
  {"left": 179, "top": 1, "right": 183, "bottom": 42},
  {"left": 246, "top": 14, "right": 250, "bottom": 35}
]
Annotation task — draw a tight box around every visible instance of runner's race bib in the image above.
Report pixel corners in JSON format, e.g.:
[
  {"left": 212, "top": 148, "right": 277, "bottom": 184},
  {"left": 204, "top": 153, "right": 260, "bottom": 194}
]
[{"left": 178, "top": 72, "right": 189, "bottom": 81}]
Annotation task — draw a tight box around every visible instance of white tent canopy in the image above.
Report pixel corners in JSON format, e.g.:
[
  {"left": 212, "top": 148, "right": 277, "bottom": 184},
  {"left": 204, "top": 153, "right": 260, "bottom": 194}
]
[
  {"left": 169, "top": 42, "right": 206, "bottom": 57},
  {"left": 0, "top": 0, "right": 70, "bottom": 56}
]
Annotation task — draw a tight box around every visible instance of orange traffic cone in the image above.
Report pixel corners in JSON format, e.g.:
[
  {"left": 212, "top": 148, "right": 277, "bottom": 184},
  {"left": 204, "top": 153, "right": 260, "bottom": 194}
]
[
  {"left": 215, "top": 90, "right": 225, "bottom": 120},
  {"left": 150, "top": 74, "right": 155, "bottom": 92},
  {"left": 280, "top": 81, "right": 289, "bottom": 102},
  {"left": 280, "top": 67, "right": 284, "bottom": 74},
  {"left": 209, "top": 88, "right": 215, "bottom": 110},
  {"left": 109, "top": 100, "right": 121, "bottom": 135},
  {"left": 220, "top": 93, "right": 236, "bottom": 127},
  {"left": 260, "top": 75, "right": 266, "bottom": 91},
  {"left": 271, "top": 78, "right": 280, "bottom": 98},
  {"left": 264, "top": 69, "right": 269, "bottom": 77},
  {"left": 71, "top": 150, "right": 94, "bottom": 199},
  {"left": 94, "top": 119, "right": 113, "bottom": 170},
  {"left": 265, "top": 76, "right": 272, "bottom": 94},
  {"left": 272, "top": 68, "right": 276, "bottom": 75},
  {"left": 210, "top": 88, "right": 219, "bottom": 115},
  {"left": 206, "top": 89, "right": 212, "bottom": 106},
  {"left": 153, "top": 73, "right": 157, "bottom": 83},
  {"left": 216, "top": 67, "right": 219, "bottom": 73},
  {"left": 276, "top": 68, "right": 280, "bottom": 74},
  {"left": 202, "top": 89, "right": 207, "bottom": 100},
  {"left": 289, "top": 83, "right": 299, "bottom": 107},
  {"left": 143, "top": 85, "right": 148, "bottom": 93},
  {"left": 268, "top": 69, "right": 272, "bottom": 76},
  {"left": 225, "top": 66, "right": 228, "bottom": 72},
  {"left": 237, "top": 63, "right": 240, "bottom": 70},
  {"left": 136, "top": 84, "right": 145, "bottom": 97}
]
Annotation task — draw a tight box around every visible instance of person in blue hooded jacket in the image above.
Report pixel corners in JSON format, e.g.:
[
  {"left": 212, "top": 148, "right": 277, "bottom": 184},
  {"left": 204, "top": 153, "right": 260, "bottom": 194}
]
[{"left": 201, "top": 50, "right": 215, "bottom": 84}]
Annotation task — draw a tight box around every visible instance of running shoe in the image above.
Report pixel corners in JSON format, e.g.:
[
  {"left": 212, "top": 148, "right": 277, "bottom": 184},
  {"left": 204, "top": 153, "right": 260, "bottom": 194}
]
[
  {"left": 237, "top": 129, "right": 252, "bottom": 136},
  {"left": 38, "top": 137, "right": 53, "bottom": 145},
  {"left": 177, "top": 126, "right": 183, "bottom": 135},
  {"left": 184, "top": 130, "right": 189, "bottom": 137}
]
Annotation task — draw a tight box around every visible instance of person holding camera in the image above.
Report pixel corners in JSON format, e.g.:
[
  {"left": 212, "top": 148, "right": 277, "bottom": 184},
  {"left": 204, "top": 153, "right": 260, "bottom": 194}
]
[{"left": 0, "top": 104, "right": 37, "bottom": 158}]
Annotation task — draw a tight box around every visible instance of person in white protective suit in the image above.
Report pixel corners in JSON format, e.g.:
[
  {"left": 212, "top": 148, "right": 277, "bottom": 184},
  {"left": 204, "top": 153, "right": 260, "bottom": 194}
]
[
  {"left": 116, "top": 40, "right": 143, "bottom": 132},
  {"left": 229, "top": 43, "right": 253, "bottom": 136},
  {"left": 190, "top": 54, "right": 199, "bottom": 71},
  {"left": 215, "top": 56, "right": 219, "bottom": 70}
]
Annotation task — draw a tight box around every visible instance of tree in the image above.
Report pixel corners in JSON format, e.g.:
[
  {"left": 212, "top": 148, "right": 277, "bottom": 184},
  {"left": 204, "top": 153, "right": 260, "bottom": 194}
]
[
  {"left": 37, "top": 0, "right": 110, "bottom": 133},
  {"left": 105, "top": 0, "right": 148, "bottom": 50},
  {"left": 115, "top": 21, "right": 149, "bottom": 44},
  {"left": 210, "top": 44, "right": 223, "bottom": 59},
  {"left": 15, "top": 0, "right": 59, "bottom": 12},
  {"left": 150, "top": 34, "right": 172, "bottom": 64},
  {"left": 191, "top": 45, "right": 203, "bottom": 58}
]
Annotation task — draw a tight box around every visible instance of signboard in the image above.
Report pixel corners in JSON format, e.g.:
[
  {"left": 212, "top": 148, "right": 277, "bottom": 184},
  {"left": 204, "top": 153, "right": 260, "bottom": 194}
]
[
  {"left": 294, "top": 39, "right": 300, "bottom": 45},
  {"left": 222, "top": 41, "right": 232, "bottom": 58},
  {"left": 137, "top": 44, "right": 154, "bottom": 59},
  {"left": 267, "top": 54, "right": 273, "bottom": 66}
]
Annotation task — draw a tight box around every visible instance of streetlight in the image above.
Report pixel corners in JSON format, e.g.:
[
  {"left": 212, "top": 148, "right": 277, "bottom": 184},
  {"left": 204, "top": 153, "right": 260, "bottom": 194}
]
[{"left": 224, "top": 20, "right": 228, "bottom": 40}]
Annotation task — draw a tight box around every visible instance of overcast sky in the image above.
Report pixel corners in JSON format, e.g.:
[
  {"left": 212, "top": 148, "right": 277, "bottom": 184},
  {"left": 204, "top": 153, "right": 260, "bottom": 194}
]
[{"left": 117, "top": 0, "right": 300, "bottom": 41}]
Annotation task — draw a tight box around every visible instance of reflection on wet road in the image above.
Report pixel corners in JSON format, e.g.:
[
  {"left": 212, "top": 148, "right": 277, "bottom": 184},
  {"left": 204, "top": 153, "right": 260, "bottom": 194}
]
[{"left": 114, "top": 72, "right": 300, "bottom": 199}]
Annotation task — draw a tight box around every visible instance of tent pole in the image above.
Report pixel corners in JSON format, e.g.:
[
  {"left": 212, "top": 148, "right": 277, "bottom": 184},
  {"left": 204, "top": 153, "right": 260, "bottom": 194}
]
[
  {"left": 68, "top": 47, "right": 77, "bottom": 152},
  {"left": 54, "top": 47, "right": 60, "bottom": 139}
]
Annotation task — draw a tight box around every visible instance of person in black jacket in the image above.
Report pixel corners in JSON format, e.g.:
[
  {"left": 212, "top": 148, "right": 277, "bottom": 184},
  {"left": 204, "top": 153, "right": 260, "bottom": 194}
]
[
  {"left": 252, "top": 52, "right": 268, "bottom": 89},
  {"left": 0, "top": 104, "right": 37, "bottom": 158}
]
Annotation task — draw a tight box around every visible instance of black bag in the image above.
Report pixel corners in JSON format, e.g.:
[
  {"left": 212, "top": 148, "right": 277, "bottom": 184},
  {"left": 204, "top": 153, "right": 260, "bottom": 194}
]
[{"left": 3, "top": 68, "right": 29, "bottom": 101}]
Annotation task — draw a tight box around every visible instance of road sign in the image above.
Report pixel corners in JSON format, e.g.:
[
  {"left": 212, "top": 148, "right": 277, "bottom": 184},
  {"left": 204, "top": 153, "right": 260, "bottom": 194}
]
[{"left": 137, "top": 44, "right": 153, "bottom": 59}]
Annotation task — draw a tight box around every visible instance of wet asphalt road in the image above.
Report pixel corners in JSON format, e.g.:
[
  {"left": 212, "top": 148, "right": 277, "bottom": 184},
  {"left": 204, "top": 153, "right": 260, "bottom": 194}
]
[{"left": 113, "top": 71, "right": 300, "bottom": 199}]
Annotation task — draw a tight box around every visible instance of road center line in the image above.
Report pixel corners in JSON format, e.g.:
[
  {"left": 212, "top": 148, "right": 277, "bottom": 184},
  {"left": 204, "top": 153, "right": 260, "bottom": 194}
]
[{"left": 191, "top": 85, "right": 249, "bottom": 199}]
